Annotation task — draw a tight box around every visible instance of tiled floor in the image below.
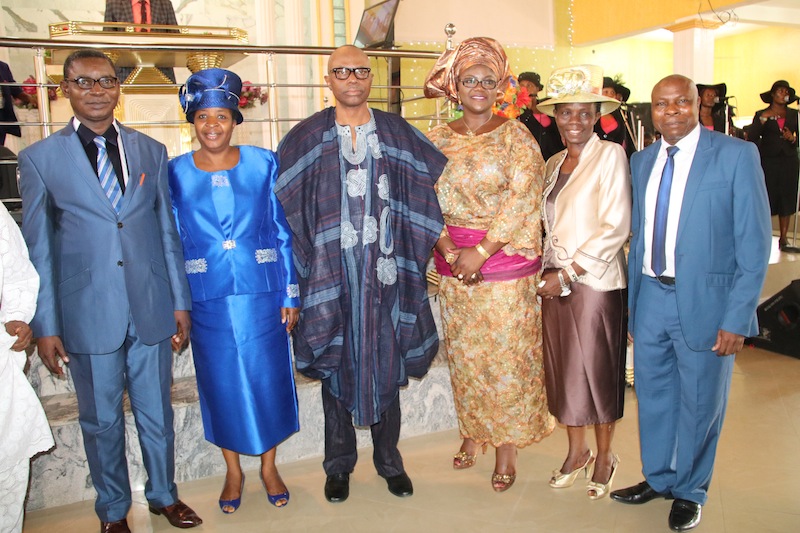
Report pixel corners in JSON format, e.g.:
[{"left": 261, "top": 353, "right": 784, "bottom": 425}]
[{"left": 23, "top": 238, "right": 800, "bottom": 532}]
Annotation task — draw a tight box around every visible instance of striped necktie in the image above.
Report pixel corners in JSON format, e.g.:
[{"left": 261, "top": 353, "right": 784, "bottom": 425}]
[
  {"left": 94, "top": 136, "right": 123, "bottom": 213},
  {"left": 652, "top": 145, "right": 679, "bottom": 276}
]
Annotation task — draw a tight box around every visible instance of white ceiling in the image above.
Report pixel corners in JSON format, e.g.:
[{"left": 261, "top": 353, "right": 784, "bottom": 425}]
[{"left": 639, "top": 0, "right": 800, "bottom": 42}]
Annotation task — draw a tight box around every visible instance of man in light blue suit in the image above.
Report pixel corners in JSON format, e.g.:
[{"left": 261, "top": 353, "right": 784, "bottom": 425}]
[
  {"left": 18, "top": 50, "right": 201, "bottom": 533},
  {"left": 610, "top": 75, "right": 771, "bottom": 532}
]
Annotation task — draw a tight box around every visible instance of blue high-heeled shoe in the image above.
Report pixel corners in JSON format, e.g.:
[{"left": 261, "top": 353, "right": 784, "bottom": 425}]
[
  {"left": 262, "top": 476, "right": 290, "bottom": 508},
  {"left": 219, "top": 474, "right": 245, "bottom": 514}
]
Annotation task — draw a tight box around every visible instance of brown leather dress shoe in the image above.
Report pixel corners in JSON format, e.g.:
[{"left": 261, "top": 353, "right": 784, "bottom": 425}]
[
  {"left": 149, "top": 499, "right": 203, "bottom": 529},
  {"left": 100, "top": 518, "right": 131, "bottom": 533}
]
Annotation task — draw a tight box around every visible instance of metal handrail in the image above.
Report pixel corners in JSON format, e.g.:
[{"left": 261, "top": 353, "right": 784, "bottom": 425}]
[
  {"left": 0, "top": 37, "right": 441, "bottom": 59},
  {"left": 0, "top": 37, "right": 447, "bottom": 145}
]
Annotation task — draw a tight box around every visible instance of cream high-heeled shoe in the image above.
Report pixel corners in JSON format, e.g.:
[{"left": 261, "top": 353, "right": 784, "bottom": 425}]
[
  {"left": 586, "top": 454, "right": 620, "bottom": 500},
  {"left": 549, "top": 451, "right": 595, "bottom": 488}
]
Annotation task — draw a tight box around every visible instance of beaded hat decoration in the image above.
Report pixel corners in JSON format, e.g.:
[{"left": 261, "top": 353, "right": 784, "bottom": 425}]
[{"left": 537, "top": 65, "right": 620, "bottom": 117}]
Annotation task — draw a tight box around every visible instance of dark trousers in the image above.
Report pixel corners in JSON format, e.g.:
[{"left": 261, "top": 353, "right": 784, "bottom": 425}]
[{"left": 321, "top": 386, "right": 404, "bottom": 478}]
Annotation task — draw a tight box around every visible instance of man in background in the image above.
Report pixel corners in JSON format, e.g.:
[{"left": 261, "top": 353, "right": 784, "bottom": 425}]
[
  {"left": 104, "top": 0, "right": 178, "bottom": 83},
  {"left": 0, "top": 60, "right": 29, "bottom": 147}
]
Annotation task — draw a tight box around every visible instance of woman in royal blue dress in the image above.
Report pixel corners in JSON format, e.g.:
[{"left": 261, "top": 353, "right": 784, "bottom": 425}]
[{"left": 168, "top": 68, "right": 300, "bottom": 513}]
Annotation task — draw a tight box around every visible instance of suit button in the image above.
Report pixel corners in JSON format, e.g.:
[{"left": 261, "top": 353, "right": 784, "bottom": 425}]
[
  {"left": 117, "top": 222, "right": 123, "bottom": 228},
  {"left": 117, "top": 260, "right": 123, "bottom": 266}
]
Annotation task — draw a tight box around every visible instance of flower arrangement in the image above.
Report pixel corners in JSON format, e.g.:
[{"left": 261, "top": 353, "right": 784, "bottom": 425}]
[
  {"left": 492, "top": 75, "right": 530, "bottom": 119},
  {"left": 14, "top": 76, "right": 58, "bottom": 110},
  {"left": 238, "top": 81, "right": 268, "bottom": 109}
]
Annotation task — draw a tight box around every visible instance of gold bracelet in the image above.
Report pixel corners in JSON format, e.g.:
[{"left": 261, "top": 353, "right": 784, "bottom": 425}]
[
  {"left": 444, "top": 252, "right": 456, "bottom": 265},
  {"left": 474, "top": 243, "right": 491, "bottom": 260}
]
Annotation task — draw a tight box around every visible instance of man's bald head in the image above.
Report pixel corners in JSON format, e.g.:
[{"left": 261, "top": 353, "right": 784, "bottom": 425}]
[
  {"left": 325, "top": 45, "right": 373, "bottom": 113},
  {"left": 651, "top": 74, "right": 699, "bottom": 145},
  {"left": 652, "top": 75, "right": 697, "bottom": 102},
  {"left": 328, "top": 45, "right": 369, "bottom": 73}
]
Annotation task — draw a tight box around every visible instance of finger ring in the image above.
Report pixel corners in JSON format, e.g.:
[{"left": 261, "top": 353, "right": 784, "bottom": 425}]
[
  {"left": 471, "top": 273, "right": 477, "bottom": 279},
  {"left": 458, "top": 274, "right": 464, "bottom": 280}
]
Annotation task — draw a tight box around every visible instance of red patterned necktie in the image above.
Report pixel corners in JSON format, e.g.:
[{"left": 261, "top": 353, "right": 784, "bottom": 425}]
[{"left": 139, "top": 0, "right": 149, "bottom": 32}]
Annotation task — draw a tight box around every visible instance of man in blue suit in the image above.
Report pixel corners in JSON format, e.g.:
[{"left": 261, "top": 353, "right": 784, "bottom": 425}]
[
  {"left": 18, "top": 50, "right": 201, "bottom": 533},
  {"left": 610, "top": 75, "right": 771, "bottom": 531}
]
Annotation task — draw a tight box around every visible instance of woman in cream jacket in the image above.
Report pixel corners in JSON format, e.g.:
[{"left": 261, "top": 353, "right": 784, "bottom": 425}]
[{"left": 535, "top": 65, "right": 631, "bottom": 500}]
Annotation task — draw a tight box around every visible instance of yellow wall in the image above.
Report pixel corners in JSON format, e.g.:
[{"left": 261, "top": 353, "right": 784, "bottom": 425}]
[
  {"left": 572, "top": 0, "right": 753, "bottom": 44},
  {"left": 570, "top": 39, "right": 673, "bottom": 103},
  {"left": 716, "top": 26, "right": 800, "bottom": 121}
]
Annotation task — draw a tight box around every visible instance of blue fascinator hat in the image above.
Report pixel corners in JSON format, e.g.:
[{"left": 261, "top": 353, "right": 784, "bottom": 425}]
[{"left": 179, "top": 68, "right": 244, "bottom": 124}]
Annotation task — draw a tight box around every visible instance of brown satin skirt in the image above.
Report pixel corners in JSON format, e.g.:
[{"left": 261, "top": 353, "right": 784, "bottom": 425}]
[{"left": 541, "top": 281, "right": 627, "bottom": 426}]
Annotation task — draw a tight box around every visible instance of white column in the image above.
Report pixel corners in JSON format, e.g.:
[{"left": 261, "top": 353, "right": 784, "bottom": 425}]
[{"left": 667, "top": 19, "right": 722, "bottom": 83}]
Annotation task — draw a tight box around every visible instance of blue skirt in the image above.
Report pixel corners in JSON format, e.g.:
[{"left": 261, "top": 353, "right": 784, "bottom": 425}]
[{"left": 190, "top": 292, "right": 299, "bottom": 455}]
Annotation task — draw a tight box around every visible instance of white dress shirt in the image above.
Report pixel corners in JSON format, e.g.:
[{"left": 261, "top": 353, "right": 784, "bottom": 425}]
[{"left": 643, "top": 123, "right": 701, "bottom": 277}]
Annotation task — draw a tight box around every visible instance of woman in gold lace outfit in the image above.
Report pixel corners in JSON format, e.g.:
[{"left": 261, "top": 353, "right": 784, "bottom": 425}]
[{"left": 424, "top": 37, "right": 554, "bottom": 492}]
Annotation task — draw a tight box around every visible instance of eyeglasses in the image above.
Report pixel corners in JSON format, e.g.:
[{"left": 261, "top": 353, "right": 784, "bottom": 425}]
[
  {"left": 460, "top": 77, "right": 498, "bottom": 90},
  {"left": 66, "top": 77, "right": 119, "bottom": 90},
  {"left": 330, "top": 67, "right": 371, "bottom": 80}
]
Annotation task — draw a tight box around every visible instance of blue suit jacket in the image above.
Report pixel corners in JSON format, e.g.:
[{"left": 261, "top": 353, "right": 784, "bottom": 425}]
[
  {"left": 168, "top": 146, "right": 300, "bottom": 307},
  {"left": 18, "top": 121, "right": 191, "bottom": 354},
  {"left": 628, "top": 127, "right": 771, "bottom": 351}
]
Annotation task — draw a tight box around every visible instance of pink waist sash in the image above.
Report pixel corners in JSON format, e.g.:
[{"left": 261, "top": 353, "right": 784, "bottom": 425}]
[{"left": 434, "top": 225, "right": 541, "bottom": 282}]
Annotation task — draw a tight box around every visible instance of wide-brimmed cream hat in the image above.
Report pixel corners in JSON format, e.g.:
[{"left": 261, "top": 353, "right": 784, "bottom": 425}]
[{"left": 537, "top": 65, "right": 620, "bottom": 117}]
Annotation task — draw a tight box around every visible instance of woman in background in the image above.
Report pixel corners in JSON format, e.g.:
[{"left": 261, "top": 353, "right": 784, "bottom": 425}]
[
  {"left": 748, "top": 80, "right": 799, "bottom": 251},
  {"left": 536, "top": 65, "right": 631, "bottom": 500},
  {"left": 424, "top": 37, "right": 554, "bottom": 493},
  {"left": 518, "top": 71, "right": 564, "bottom": 161},
  {"left": 169, "top": 68, "right": 300, "bottom": 513}
]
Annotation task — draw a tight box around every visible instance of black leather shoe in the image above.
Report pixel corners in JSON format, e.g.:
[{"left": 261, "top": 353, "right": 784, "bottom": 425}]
[
  {"left": 324, "top": 473, "right": 350, "bottom": 503},
  {"left": 610, "top": 481, "right": 670, "bottom": 504},
  {"left": 669, "top": 499, "right": 701, "bottom": 531},
  {"left": 386, "top": 472, "right": 413, "bottom": 497}
]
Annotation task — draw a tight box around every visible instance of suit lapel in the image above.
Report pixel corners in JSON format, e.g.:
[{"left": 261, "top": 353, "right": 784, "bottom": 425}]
[
  {"left": 549, "top": 133, "right": 601, "bottom": 198},
  {"left": 676, "top": 128, "right": 713, "bottom": 243},
  {"left": 56, "top": 127, "right": 118, "bottom": 211},
  {"left": 634, "top": 143, "right": 658, "bottom": 220},
  {"left": 122, "top": 0, "right": 134, "bottom": 22},
  {"left": 117, "top": 125, "right": 141, "bottom": 215}
]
